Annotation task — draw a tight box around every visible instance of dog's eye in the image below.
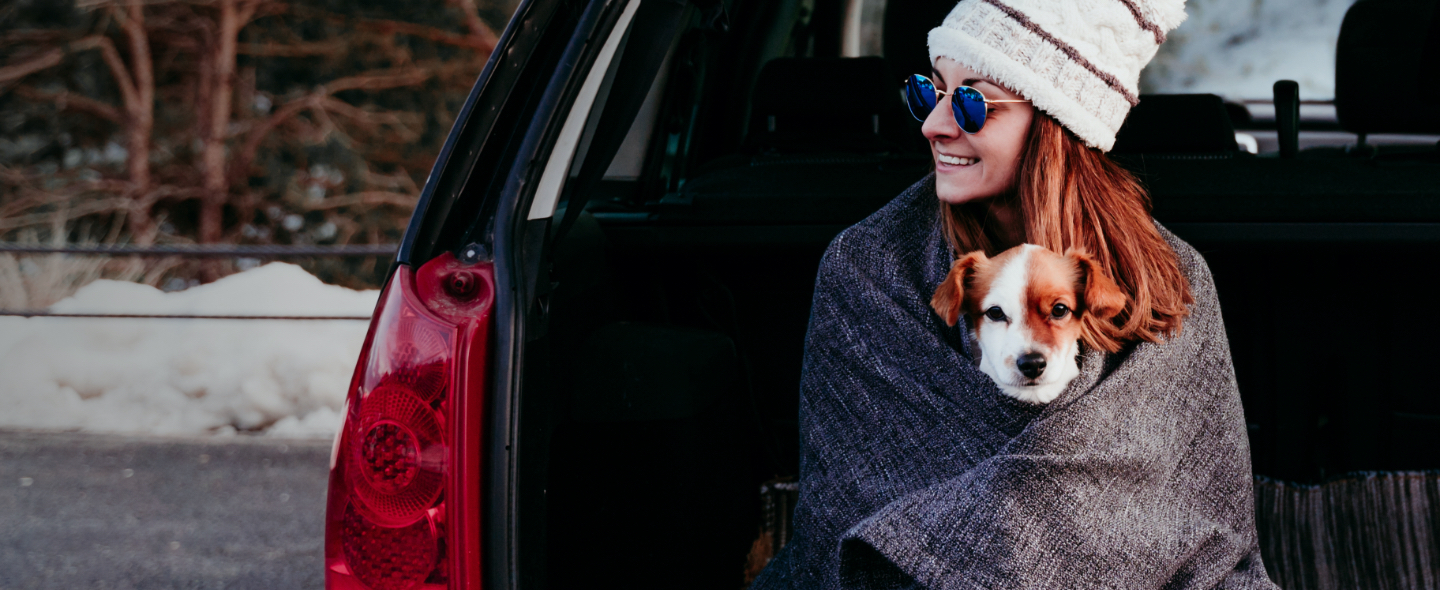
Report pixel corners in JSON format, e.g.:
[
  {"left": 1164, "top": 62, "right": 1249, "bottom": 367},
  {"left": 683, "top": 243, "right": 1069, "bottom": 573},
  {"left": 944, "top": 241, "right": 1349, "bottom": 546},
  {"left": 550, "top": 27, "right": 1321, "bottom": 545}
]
[
  {"left": 1050, "top": 304, "right": 1070, "bottom": 319},
  {"left": 984, "top": 306, "right": 1007, "bottom": 322}
]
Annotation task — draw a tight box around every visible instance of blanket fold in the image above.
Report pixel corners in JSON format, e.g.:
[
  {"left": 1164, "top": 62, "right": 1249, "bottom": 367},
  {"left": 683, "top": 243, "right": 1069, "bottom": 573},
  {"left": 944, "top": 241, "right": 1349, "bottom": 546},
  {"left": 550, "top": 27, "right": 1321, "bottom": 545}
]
[{"left": 751, "top": 174, "right": 1276, "bottom": 589}]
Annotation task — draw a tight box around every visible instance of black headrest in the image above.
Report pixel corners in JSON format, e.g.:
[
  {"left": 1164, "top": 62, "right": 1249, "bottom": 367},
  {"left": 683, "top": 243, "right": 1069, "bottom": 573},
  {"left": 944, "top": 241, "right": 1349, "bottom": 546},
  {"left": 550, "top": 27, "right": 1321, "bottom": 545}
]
[
  {"left": 747, "top": 57, "right": 909, "bottom": 152},
  {"left": 1335, "top": 0, "right": 1440, "bottom": 134},
  {"left": 1111, "top": 94, "right": 1239, "bottom": 154}
]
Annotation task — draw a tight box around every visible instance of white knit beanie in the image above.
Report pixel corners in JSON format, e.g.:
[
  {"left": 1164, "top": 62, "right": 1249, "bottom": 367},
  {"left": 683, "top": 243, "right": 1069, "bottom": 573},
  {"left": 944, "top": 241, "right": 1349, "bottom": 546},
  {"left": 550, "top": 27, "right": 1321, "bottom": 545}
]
[{"left": 928, "top": 0, "right": 1187, "bottom": 152}]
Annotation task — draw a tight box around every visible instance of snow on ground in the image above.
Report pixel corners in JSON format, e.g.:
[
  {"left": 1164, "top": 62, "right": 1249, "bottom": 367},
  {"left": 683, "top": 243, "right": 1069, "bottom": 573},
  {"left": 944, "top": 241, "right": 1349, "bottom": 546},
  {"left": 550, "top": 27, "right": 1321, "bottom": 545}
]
[
  {"left": 0, "top": 263, "right": 378, "bottom": 439},
  {"left": 1141, "top": 0, "right": 1357, "bottom": 100}
]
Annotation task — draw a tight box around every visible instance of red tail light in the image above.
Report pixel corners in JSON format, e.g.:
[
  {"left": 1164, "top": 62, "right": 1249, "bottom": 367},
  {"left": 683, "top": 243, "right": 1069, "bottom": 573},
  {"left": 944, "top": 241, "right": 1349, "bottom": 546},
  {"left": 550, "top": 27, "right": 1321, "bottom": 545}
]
[{"left": 326, "top": 253, "right": 493, "bottom": 590}]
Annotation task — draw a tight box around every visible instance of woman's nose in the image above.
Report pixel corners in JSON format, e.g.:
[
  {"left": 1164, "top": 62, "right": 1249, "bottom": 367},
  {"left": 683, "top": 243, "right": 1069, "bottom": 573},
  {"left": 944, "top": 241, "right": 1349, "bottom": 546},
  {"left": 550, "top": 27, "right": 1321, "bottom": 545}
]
[{"left": 921, "top": 94, "right": 960, "bottom": 142}]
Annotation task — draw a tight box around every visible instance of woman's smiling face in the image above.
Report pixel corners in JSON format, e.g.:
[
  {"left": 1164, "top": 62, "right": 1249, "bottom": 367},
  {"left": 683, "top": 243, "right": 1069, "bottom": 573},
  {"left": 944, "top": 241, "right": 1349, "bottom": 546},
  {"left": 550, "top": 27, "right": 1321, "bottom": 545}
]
[{"left": 923, "top": 58, "right": 1035, "bottom": 204}]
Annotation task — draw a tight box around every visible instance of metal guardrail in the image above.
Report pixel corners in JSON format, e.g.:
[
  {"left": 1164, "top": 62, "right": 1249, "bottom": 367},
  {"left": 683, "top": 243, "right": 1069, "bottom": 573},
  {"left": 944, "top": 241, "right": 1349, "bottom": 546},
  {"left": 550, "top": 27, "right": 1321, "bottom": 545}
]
[
  {"left": 0, "top": 312, "right": 372, "bottom": 320},
  {"left": 0, "top": 243, "right": 399, "bottom": 257},
  {"left": 0, "top": 243, "right": 394, "bottom": 320}
]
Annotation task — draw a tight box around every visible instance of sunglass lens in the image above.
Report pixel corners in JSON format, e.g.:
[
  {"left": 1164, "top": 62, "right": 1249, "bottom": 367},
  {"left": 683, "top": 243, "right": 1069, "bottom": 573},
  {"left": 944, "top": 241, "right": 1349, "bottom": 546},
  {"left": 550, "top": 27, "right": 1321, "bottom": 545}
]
[
  {"left": 952, "top": 86, "right": 988, "bottom": 134},
  {"left": 906, "top": 75, "right": 937, "bottom": 122}
]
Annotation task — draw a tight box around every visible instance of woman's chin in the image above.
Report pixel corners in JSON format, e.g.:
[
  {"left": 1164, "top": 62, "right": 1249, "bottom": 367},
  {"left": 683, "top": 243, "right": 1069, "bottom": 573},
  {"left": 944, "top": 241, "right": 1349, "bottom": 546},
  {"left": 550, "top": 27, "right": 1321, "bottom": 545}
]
[
  {"left": 935, "top": 179, "right": 985, "bottom": 204},
  {"left": 934, "top": 162, "right": 990, "bottom": 204}
]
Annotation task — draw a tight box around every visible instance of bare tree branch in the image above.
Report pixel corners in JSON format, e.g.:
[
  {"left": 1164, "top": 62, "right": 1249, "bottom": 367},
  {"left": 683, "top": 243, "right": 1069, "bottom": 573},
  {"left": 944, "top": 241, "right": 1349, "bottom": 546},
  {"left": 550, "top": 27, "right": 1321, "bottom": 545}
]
[
  {"left": 322, "top": 67, "right": 434, "bottom": 94},
  {"left": 227, "top": 66, "right": 435, "bottom": 185},
  {"left": 0, "top": 48, "right": 64, "bottom": 85},
  {"left": 11, "top": 86, "right": 123, "bottom": 122},
  {"left": 197, "top": 0, "right": 242, "bottom": 243},
  {"left": 448, "top": 0, "right": 500, "bottom": 48},
  {"left": 140, "top": 184, "right": 208, "bottom": 205},
  {"left": 0, "top": 199, "right": 133, "bottom": 232},
  {"left": 4, "top": 0, "right": 493, "bottom": 258},
  {"left": 108, "top": 0, "right": 158, "bottom": 242},
  {"left": 72, "top": 35, "right": 143, "bottom": 113},
  {"left": 0, "top": 30, "right": 76, "bottom": 46},
  {"left": 0, "top": 36, "right": 115, "bottom": 88},
  {"left": 303, "top": 191, "right": 417, "bottom": 210},
  {"left": 120, "top": 5, "right": 153, "bottom": 160},
  {"left": 227, "top": 93, "right": 318, "bottom": 187},
  {"left": 319, "top": 96, "right": 422, "bottom": 142},
  {"left": 279, "top": 4, "right": 497, "bottom": 51},
  {"left": 236, "top": 39, "right": 346, "bottom": 57}
]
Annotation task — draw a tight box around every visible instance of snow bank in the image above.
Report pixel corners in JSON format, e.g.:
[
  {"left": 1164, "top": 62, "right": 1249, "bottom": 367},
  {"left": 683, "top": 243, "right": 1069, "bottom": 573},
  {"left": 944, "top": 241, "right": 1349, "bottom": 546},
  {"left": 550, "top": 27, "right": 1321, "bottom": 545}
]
[
  {"left": 1142, "top": 0, "right": 1356, "bottom": 99},
  {"left": 0, "top": 263, "right": 378, "bottom": 439}
]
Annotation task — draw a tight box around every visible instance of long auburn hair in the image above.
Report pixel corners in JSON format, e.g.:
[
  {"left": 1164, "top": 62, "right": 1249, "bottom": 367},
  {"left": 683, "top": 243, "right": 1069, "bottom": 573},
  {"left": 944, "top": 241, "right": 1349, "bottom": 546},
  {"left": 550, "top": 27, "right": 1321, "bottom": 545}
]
[{"left": 940, "top": 113, "right": 1193, "bottom": 351}]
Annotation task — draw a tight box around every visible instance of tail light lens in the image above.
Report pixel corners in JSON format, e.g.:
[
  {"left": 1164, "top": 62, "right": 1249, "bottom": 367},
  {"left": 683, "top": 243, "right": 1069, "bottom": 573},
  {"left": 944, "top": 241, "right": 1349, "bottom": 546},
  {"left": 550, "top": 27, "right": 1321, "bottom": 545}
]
[{"left": 326, "top": 253, "right": 494, "bottom": 590}]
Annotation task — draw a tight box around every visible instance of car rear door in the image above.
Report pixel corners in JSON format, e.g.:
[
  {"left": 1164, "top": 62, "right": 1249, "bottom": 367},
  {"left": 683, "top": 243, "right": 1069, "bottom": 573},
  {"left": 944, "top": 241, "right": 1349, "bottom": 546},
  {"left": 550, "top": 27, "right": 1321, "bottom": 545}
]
[{"left": 324, "top": 1, "right": 695, "bottom": 589}]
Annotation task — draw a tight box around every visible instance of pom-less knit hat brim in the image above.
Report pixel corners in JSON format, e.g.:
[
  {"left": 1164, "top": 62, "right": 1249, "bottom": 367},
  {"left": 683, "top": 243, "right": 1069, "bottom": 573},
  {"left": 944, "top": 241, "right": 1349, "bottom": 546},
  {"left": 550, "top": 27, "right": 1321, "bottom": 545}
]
[{"left": 928, "top": 0, "right": 1186, "bottom": 152}]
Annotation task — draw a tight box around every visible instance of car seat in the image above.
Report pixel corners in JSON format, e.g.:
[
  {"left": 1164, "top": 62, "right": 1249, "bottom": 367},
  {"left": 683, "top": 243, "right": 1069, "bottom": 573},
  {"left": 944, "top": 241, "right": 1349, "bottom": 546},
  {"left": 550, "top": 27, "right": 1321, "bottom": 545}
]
[
  {"left": 1111, "top": 94, "right": 1243, "bottom": 156},
  {"left": 1335, "top": 0, "right": 1440, "bottom": 136},
  {"left": 545, "top": 322, "right": 756, "bottom": 590},
  {"left": 743, "top": 56, "right": 918, "bottom": 154}
]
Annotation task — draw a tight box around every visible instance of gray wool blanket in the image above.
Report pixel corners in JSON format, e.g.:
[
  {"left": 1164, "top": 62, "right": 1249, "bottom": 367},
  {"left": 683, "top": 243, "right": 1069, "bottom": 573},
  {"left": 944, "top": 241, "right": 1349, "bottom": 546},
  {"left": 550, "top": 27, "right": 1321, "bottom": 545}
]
[{"left": 751, "top": 175, "right": 1278, "bottom": 589}]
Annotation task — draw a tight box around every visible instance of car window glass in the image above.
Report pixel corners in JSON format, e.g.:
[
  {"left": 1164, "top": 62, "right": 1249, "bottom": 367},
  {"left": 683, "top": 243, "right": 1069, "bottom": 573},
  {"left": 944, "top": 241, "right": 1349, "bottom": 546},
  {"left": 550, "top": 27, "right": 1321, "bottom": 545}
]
[
  {"left": 1143, "top": 0, "right": 1356, "bottom": 101},
  {"left": 853, "top": 0, "right": 1355, "bottom": 100},
  {"left": 860, "top": 0, "right": 1440, "bottom": 152},
  {"left": 528, "top": 0, "right": 642, "bottom": 221},
  {"left": 603, "top": 41, "right": 677, "bottom": 181},
  {"left": 841, "top": 0, "right": 886, "bottom": 57}
]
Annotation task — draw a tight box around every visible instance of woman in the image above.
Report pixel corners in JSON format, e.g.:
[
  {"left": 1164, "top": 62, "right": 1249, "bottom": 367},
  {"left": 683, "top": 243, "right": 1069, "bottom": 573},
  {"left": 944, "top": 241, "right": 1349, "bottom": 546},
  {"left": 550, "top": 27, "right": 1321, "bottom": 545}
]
[{"left": 750, "top": 0, "right": 1278, "bottom": 588}]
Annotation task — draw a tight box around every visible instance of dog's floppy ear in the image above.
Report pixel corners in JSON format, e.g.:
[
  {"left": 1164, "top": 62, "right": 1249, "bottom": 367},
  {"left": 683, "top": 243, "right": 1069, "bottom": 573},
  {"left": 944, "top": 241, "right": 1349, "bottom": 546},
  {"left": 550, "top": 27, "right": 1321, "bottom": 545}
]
[
  {"left": 1067, "top": 248, "right": 1126, "bottom": 320},
  {"left": 931, "top": 250, "right": 987, "bottom": 326}
]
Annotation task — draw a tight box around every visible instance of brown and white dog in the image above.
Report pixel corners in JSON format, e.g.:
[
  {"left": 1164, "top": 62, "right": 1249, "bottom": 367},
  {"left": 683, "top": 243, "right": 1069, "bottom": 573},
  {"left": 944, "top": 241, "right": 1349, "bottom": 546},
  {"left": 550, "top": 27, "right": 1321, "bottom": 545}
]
[{"left": 931, "top": 244, "right": 1127, "bottom": 404}]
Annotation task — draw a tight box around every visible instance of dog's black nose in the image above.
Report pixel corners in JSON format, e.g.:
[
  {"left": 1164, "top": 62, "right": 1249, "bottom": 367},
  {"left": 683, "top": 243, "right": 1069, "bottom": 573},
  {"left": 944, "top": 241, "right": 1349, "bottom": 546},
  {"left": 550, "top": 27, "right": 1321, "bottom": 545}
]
[{"left": 1017, "top": 353, "right": 1046, "bottom": 379}]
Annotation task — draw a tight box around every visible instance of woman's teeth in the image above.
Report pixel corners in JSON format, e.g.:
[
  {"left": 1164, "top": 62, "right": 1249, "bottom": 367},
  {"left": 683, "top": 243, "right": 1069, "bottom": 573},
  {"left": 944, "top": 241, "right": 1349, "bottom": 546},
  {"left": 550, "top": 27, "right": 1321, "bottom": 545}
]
[{"left": 938, "top": 154, "right": 977, "bottom": 166}]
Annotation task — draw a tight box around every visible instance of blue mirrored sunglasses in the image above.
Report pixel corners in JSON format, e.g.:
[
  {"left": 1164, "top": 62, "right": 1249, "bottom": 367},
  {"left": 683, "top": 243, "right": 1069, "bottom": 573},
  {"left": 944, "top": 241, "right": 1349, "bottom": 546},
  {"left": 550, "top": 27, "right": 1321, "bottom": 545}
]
[{"left": 905, "top": 74, "right": 1030, "bottom": 134}]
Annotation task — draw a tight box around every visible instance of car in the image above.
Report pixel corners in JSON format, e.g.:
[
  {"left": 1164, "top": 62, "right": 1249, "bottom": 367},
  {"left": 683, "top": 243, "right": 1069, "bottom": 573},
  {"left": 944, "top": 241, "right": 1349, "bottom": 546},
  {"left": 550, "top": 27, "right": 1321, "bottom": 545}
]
[{"left": 323, "top": 0, "right": 1440, "bottom": 588}]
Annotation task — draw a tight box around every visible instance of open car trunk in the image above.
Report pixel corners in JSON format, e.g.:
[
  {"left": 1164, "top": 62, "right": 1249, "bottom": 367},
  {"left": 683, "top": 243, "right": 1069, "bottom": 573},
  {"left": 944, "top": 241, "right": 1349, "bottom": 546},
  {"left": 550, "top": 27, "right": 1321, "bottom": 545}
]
[
  {"left": 528, "top": 1, "right": 1440, "bottom": 588},
  {"left": 346, "top": 0, "right": 1440, "bottom": 588}
]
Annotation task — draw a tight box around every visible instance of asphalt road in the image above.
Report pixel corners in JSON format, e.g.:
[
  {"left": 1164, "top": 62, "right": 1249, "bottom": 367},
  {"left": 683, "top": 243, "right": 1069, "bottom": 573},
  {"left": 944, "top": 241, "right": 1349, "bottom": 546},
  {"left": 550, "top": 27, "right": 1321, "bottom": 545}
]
[{"left": 0, "top": 430, "right": 332, "bottom": 589}]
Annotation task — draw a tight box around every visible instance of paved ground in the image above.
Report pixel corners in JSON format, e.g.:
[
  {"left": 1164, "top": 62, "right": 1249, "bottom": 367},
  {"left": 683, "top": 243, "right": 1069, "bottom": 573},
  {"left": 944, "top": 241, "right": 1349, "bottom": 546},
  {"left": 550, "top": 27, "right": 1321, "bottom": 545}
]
[{"left": 0, "top": 430, "right": 332, "bottom": 590}]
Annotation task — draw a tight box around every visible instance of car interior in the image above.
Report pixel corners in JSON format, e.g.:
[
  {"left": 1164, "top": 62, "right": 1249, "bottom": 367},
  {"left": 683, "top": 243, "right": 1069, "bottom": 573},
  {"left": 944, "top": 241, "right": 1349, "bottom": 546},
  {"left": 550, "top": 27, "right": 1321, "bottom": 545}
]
[{"left": 524, "top": 0, "right": 1440, "bottom": 587}]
